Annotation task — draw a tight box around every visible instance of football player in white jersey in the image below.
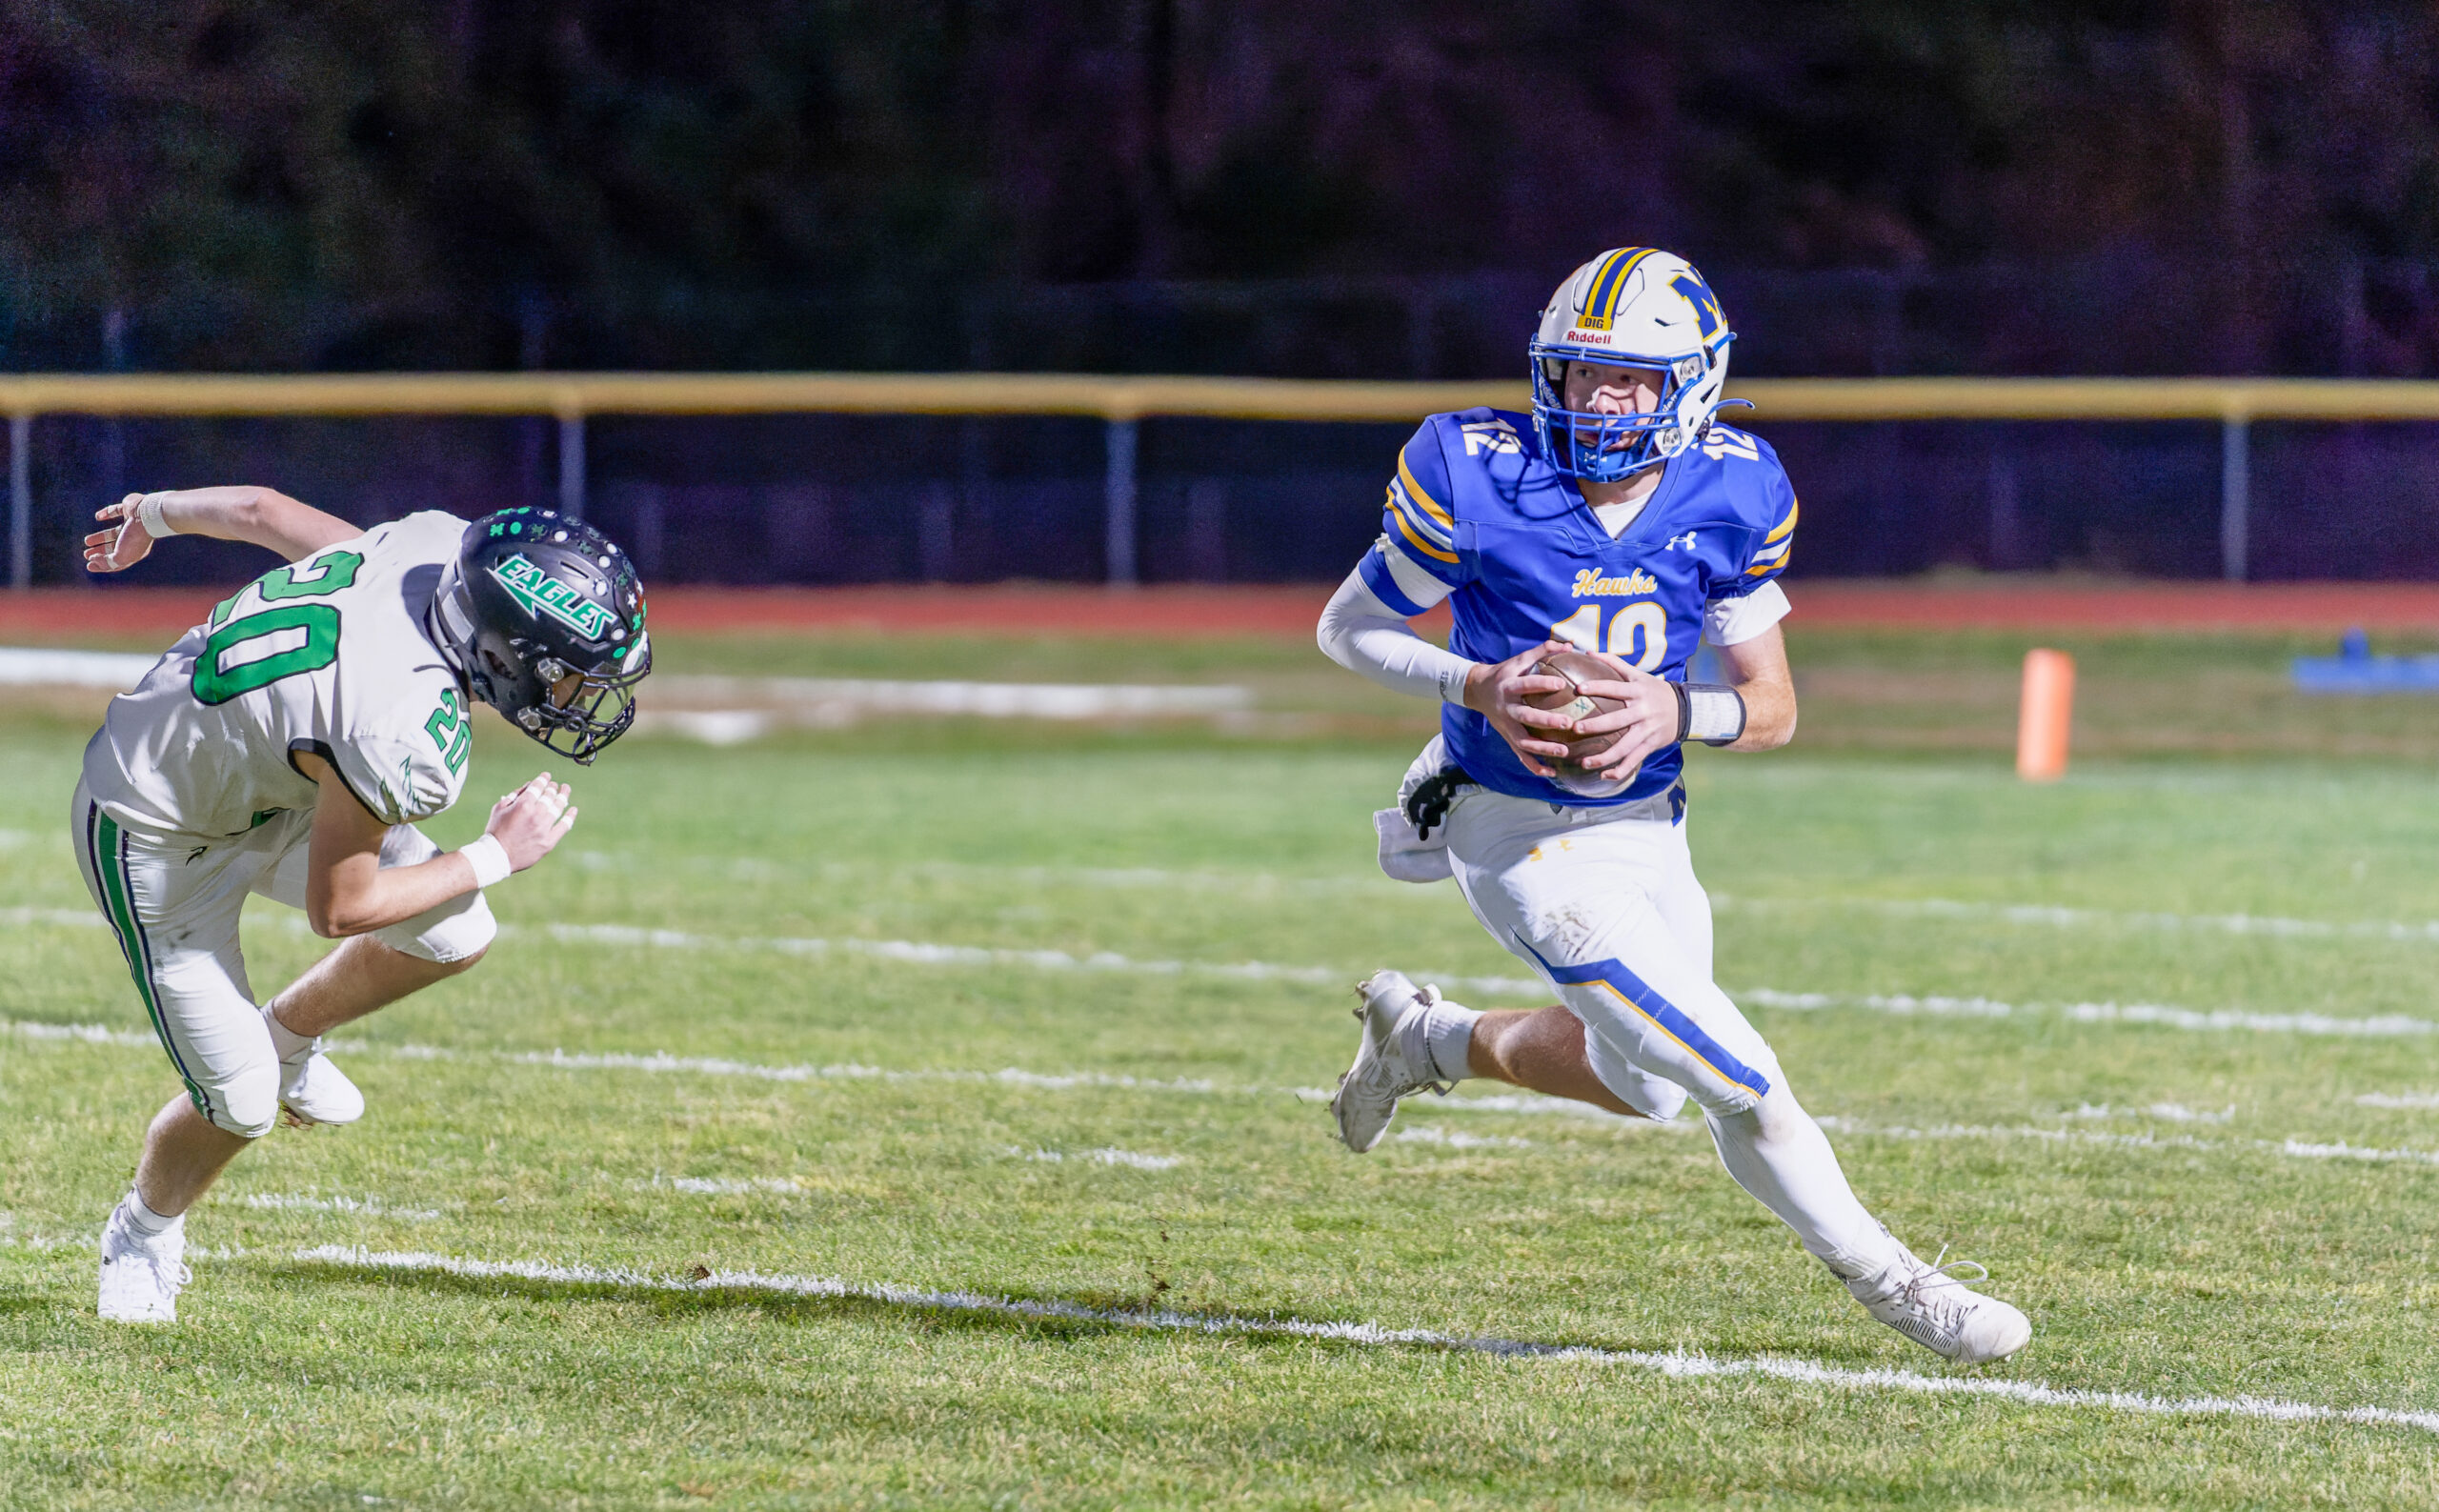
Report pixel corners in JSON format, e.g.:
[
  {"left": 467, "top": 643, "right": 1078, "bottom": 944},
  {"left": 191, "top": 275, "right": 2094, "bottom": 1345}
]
[
  {"left": 74, "top": 487, "right": 650, "bottom": 1322},
  {"left": 1315, "top": 249, "right": 2030, "bottom": 1363}
]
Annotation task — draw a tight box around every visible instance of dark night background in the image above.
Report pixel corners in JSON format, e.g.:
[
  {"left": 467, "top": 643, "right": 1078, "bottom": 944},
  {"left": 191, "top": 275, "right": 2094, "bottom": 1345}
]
[{"left": 6, "top": 1, "right": 2437, "bottom": 584}]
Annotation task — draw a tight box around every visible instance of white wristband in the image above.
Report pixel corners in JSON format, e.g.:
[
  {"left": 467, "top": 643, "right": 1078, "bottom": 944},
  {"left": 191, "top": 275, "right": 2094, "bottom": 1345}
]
[
  {"left": 135, "top": 494, "right": 177, "bottom": 537},
  {"left": 1681, "top": 683, "right": 1748, "bottom": 745},
  {"left": 459, "top": 834, "right": 513, "bottom": 889}
]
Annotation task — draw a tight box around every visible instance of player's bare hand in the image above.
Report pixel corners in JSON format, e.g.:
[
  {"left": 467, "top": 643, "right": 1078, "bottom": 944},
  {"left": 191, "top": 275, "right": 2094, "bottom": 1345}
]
[
  {"left": 1565, "top": 654, "right": 1683, "bottom": 778},
  {"left": 485, "top": 773, "right": 576, "bottom": 871},
  {"left": 83, "top": 494, "right": 157, "bottom": 575},
  {"left": 1461, "top": 640, "right": 1579, "bottom": 777}
]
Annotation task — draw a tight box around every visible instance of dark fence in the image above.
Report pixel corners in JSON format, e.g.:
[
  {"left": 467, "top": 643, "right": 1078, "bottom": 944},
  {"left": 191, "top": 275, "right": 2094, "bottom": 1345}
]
[{"left": 15, "top": 410, "right": 2439, "bottom": 588}]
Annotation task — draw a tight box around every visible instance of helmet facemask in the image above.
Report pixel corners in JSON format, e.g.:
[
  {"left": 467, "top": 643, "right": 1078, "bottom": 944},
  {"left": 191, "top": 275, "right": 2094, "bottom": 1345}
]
[
  {"left": 507, "top": 643, "right": 650, "bottom": 764},
  {"left": 1528, "top": 349, "right": 1724, "bottom": 483}
]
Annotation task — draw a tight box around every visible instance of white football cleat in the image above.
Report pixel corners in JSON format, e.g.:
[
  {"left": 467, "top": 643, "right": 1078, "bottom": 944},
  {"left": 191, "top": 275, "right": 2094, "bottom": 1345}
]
[
  {"left": 278, "top": 1048, "right": 365, "bottom": 1127},
  {"left": 97, "top": 1201, "right": 191, "bottom": 1325},
  {"left": 1838, "top": 1240, "right": 2032, "bottom": 1363},
  {"left": 1331, "top": 970, "right": 1450, "bottom": 1153}
]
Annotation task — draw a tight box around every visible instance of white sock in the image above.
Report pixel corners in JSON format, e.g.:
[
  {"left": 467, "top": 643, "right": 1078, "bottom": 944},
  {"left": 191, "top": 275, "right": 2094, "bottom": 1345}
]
[
  {"left": 120, "top": 1188, "right": 183, "bottom": 1238},
  {"left": 262, "top": 1006, "right": 315, "bottom": 1063},
  {"left": 1421, "top": 999, "right": 1481, "bottom": 1083},
  {"left": 1704, "top": 1091, "right": 1902, "bottom": 1278}
]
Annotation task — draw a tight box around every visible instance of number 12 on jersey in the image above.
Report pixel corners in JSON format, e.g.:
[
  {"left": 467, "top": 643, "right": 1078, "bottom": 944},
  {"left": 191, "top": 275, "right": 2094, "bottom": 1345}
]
[{"left": 1550, "top": 601, "right": 1668, "bottom": 671}]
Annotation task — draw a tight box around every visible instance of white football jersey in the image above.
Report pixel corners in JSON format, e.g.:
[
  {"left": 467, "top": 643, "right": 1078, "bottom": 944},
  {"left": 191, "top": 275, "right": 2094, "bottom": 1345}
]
[{"left": 82, "top": 511, "right": 476, "bottom": 838}]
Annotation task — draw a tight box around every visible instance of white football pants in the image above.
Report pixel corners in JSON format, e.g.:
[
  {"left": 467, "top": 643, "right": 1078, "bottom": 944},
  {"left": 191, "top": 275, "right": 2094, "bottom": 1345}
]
[
  {"left": 1428, "top": 755, "right": 1900, "bottom": 1276},
  {"left": 71, "top": 779, "right": 495, "bottom": 1139}
]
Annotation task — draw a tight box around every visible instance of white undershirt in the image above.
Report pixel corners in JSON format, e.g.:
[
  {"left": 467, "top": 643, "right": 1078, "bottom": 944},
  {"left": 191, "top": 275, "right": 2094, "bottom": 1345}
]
[{"left": 1591, "top": 495, "right": 1649, "bottom": 538}]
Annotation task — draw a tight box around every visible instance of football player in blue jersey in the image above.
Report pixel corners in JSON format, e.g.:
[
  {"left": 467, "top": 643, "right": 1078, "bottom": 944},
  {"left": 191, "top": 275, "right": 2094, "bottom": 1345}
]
[{"left": 1315, "top": 248, "right": 2031, "bottom": 1362}]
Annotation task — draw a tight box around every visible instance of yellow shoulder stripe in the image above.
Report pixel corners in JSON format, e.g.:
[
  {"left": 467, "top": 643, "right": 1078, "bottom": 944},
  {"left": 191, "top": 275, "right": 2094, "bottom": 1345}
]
[
  {"left": 1397, "top": 452, "right": 1453, "bottom": 528},
  {"left": 1389, "top": 500, "right": 1460, "bottom": 563},
  {"left": 1388, "top": 483, "right": 1451, "bottom": 547},
  {"left": 1762, "top": 495, "right": 1800, "bottom": 545}
]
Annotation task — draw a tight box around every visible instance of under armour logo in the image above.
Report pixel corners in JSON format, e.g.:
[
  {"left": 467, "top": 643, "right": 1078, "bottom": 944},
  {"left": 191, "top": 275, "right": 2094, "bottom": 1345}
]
[{"left": 1664, "top": 532, "right": 1700, "bottom": 553}]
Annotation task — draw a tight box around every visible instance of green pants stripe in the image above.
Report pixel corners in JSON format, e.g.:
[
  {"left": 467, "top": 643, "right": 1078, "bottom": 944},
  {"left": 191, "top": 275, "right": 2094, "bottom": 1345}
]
[{"left": 87, "top": 804, "right": 211, "bottom": 1119}]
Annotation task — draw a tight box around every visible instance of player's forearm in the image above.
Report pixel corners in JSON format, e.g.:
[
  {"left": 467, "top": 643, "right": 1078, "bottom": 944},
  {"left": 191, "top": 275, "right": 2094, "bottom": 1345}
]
[
  {"left": 307, "top": 855, "right": 482, "bottom": 937},
  {"left": 143, "top": 487, "right": 361, "bottom": 562},
  {"left": 1713, "top": 627, "right": 1797, "bottom": 751},
  {"left": 1725, "top": 679, "right": 1795, "bottom": 750},
  {"left": 1317, "top": 569, "right": 1474, "bottom": 702}
]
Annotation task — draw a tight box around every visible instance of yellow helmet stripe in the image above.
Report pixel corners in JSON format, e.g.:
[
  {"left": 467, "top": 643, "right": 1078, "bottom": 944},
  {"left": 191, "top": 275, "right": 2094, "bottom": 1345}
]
[{"left": 1582, "top": 247, "right": 1657, "bottom": 325}]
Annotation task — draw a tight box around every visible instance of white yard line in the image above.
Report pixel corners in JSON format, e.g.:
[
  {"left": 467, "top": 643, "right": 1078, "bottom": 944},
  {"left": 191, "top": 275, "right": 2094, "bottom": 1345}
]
[
  {"left": 498, "top": 1045, "right": 1237, "bottom": 1096},
  {"left": 1816, "top": 1117, "right": 2439, "bottom": 1169},
  {"left": 635, "top": 678, "right": 1252, "bottom": 743},
  {"left": 15, "top": 1223, "right": 2436, "bottom": 1435},
  {"left": 534, "top": 920, "right": 1554, "bottom": 998},
  {"left": 529, "top": 924, "right": 2439, "bottom": 1038},
  {"left": 1394, "top": 1125, "right": 1532, "bottom": 1150},
  {"left": 10, "top": 904, "right": 2437, "bottom": 1038},
  {"left": 288, "top": 1244, "right": 2439, "bottom": 1439},
  {"left": 12, "top": 1016, "right": 2436, "bottom": 1170},
  {"left": 0, "top": 906, "right": 107, "bottom": 931},
  {"left": 570, "top": 852, "right": 1400, "bottom": 895},
  {"left": 225, "top": 1193, "right": 445, "bottom": 1221},
  {"left": 1717, "top": 893, "right": 2439, "bottom": 946},
  {"left": 17, "top": 855, "right": 2439, "bottom": 947},
  {"left": 1744, "top": 987, "right": 2439, "bottom": 1038},
  {"left": 0, "top": 647, "right": 157, "bottom": 688},
  {"left": 0, "top": 651, "right": 1254, "bottom": 718},
  {"left": 652, "top": 1176, "right": 814, "bottom": 1197},
  {"left": 1005, "top": 1146, "right": 1182, "bottom": 1170},
  {"left": 2358, "top": 1091, "right": 2439, "bottom": 1110},
  {"left": 3, "top": 1017, "right": 155, "bottom": 1047},
  {"left": 655, "top": 674, "right": 1253, "bottom": 717}
]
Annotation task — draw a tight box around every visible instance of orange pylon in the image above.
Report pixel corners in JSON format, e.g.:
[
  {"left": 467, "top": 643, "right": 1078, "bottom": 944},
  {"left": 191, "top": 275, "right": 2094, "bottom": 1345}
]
[{"left": 2017, "top": 648, "right": 2075, "bottom": 781}]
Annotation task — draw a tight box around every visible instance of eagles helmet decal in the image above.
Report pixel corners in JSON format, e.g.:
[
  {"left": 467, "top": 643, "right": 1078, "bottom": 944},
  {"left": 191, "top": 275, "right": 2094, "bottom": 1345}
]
[
  {"left": 429, "top": 508, "right": 652, "bottom": 764},
  {"left": 1530, "top": 248, "right": 1739, "bottom": 483}
]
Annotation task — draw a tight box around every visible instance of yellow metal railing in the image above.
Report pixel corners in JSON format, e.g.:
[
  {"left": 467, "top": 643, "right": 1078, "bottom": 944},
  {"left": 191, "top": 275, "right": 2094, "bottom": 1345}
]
[
  {"left": 10, "top": 372, "right": 2439, "bottom": 422},
  {"left": 12, "top": 373, "right": 2436, "bottom": 586}
]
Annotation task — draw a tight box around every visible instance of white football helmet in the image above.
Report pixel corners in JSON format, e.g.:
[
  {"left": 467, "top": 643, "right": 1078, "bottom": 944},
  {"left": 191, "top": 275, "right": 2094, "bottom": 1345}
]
[{"left": 1529, "top": 248, "right": 1737, "bottom": 482}]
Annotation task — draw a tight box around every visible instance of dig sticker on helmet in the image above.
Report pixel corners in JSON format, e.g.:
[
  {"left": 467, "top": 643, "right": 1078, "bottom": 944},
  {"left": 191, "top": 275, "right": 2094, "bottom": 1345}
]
[{"left": 490, "top": 553, "right": 615, "bottom": 640}]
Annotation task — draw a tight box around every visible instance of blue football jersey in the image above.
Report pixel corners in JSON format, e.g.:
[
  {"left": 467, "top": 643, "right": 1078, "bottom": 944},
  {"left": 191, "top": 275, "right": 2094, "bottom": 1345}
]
[{"left": 1358, "top": 407, "right": 1798, "bottom": 807}]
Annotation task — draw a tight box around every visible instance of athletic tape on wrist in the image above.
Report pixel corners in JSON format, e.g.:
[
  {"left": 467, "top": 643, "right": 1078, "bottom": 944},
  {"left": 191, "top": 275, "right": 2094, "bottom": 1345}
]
[
  {"left": 460, "top": 835, "right": 513, "bottom": 889},
  {"left": 1682, "top": 683, "right": 1747, "bottom": 745},
  {"left": 135, "top": 494, "right": 177, "bottom": 538}
]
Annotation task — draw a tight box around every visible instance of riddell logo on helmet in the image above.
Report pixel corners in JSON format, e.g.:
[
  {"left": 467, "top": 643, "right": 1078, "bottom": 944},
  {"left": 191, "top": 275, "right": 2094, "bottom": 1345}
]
[
  {"left": 1564, "top": 329, "right": 1613, "bottom": 345},
  {"left": 491, "top": 553, "right": 615, "bottom": 640}
]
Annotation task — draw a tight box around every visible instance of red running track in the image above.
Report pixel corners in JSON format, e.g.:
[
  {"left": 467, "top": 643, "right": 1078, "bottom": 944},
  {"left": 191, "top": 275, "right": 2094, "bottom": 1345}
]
[{"left": 5, "top": 579, "right": 2439, "bottom": 640}]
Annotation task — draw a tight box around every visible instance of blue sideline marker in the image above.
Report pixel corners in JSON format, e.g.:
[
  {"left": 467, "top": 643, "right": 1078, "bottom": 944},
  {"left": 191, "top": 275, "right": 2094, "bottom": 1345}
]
[{"left": 2292, "top": 630, "right": 2439, "bottom": 695}]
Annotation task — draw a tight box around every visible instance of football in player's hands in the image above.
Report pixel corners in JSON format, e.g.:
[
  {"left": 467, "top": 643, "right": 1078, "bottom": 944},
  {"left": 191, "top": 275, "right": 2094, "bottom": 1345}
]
[{"left": 1524, "top": 650, "right": 1645, "bottom": 796}]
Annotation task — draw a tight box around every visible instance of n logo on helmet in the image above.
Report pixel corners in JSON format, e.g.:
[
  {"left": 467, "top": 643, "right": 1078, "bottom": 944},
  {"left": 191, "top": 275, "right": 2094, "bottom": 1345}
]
[{"left": 490, "top": 553, "right": 614, "bottom": 640}]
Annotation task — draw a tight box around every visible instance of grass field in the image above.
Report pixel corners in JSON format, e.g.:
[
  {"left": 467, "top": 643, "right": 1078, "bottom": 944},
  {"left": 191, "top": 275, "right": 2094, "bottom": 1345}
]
[{"left": 8, "top": 623, "right": 2439, "bottom": 1507}]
